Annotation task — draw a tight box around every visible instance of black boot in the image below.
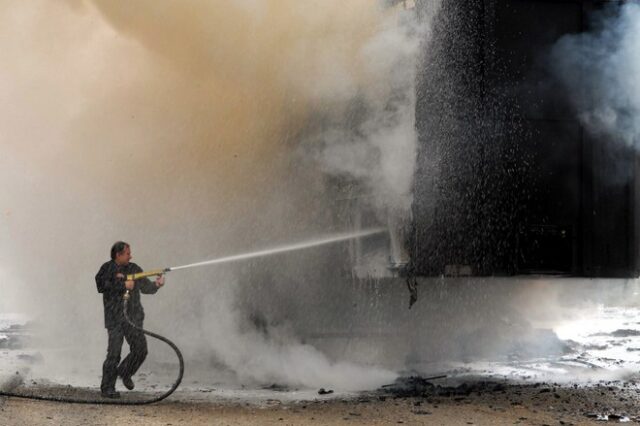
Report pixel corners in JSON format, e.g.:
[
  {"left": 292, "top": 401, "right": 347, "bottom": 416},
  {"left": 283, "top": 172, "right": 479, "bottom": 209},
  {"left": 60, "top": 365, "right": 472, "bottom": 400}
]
[
  {"left": 120, "top": 374, "right": 135, "bottom": 390},
  {"left": 101, "top": 389, "right": 121, "bottom": 399}
]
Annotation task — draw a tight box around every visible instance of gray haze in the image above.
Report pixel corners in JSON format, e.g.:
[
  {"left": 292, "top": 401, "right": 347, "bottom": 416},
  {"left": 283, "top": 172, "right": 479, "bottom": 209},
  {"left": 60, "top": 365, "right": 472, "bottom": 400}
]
[{"left": 550, "top": 2, "right": 640, "bottom": 149}]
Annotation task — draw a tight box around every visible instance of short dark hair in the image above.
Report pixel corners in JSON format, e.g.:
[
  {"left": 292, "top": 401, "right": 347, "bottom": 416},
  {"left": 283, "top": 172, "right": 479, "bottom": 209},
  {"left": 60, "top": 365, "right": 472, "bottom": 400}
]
[{"left": 110, "top": 241, "right": 130, "bottom": 260}]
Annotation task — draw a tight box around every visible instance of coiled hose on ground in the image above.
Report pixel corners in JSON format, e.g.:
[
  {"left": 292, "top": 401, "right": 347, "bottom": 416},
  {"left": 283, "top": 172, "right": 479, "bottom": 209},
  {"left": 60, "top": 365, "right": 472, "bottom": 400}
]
[{"left": 0, "top": 291, "right": 184, "bottom": 405}]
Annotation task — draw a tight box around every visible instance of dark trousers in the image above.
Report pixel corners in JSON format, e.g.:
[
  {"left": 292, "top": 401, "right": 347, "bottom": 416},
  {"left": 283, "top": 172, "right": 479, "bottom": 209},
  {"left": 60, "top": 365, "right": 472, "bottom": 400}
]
[{"left": 101, "top": 321, "right": 148, "bottom": 392}]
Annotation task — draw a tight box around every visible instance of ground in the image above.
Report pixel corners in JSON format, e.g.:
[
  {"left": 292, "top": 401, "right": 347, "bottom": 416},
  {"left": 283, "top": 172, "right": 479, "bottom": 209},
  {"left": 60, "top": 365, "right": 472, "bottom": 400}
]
[
  {"left": 3, "top": 291, "right": 640, "bottom": 425},
  {"left": 2, "top": 380, "right": 639, "bottom": 425}
]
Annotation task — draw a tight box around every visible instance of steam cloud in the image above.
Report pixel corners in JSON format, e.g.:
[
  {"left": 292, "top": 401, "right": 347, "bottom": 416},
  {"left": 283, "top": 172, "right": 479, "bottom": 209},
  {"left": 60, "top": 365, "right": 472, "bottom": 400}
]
[
  {"left": 306, "top": 10, "right": 425, "bottom": 214},
  {"left": 0, "top": 0, "right": 433, "bottom": 391},
  {"left": 550, "top": 2, "right": 640, "bottom": 148}
]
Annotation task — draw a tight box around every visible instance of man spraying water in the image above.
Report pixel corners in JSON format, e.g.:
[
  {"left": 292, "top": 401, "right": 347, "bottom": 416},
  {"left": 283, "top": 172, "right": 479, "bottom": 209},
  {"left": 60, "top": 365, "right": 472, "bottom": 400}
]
[
  {"left": 95, "top": 241, "right": 165, "bottom": 399},
  {"left": 91, "top": 229, "right": 381, "bottom": 399},
  {"left": 1, "top": 230, "right": 384, "bottom": 404}
]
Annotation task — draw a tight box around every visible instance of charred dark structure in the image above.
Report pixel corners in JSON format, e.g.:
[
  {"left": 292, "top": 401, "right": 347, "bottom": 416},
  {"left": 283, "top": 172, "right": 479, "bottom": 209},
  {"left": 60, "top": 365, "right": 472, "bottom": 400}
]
[{"left": 410, "top": 0, "right": 640, "bottom": 278}]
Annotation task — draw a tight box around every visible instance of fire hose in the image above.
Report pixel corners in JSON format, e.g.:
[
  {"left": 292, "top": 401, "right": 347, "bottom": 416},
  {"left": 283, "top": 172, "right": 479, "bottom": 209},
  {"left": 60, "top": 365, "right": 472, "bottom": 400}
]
[{"left": 0, "top": 290, "right": 184, "bottom": 405}]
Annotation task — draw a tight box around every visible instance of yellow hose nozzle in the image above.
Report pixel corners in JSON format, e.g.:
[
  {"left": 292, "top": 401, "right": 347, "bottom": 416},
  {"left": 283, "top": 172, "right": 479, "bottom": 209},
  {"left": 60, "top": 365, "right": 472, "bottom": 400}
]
[{"left": 126, "top": 269, "right": 169, "bottom": 281}]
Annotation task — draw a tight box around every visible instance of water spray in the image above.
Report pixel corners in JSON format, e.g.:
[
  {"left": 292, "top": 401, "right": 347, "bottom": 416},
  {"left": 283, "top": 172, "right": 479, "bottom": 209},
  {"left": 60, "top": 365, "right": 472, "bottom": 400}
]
[
  {"left": 1, "top": 228, "right": 386, "bottom": 405},
  {"left": 126, "top": 228, "right": 386, "bottom": 281}
]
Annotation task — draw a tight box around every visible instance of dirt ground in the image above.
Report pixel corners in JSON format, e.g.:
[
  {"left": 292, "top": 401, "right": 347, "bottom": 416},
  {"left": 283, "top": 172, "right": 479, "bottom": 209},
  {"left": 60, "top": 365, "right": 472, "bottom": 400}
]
[{"left": 2, "top": 381, "right": 639, "bottom": 425}]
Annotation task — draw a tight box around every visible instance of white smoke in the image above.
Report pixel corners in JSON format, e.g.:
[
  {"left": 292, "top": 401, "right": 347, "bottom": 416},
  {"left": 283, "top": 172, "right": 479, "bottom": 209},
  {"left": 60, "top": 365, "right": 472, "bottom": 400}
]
[
  {"left": 550, "top": 2, "right": 640, "bottom": 148},
  {"left": 308, "top": 8, "right": 426, "bottom": 214},
  {"left": 185, "top": 277, "right": 396, "bottom": 391},
  {"left": 0, "top": 0, "right": 436, "bottom": 392}
]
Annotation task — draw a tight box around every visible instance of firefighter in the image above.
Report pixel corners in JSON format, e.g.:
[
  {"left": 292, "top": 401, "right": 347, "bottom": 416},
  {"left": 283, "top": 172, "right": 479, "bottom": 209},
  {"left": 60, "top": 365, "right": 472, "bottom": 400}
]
[{"left": 95, "top": 241, "right": 165, "bottom": 399}]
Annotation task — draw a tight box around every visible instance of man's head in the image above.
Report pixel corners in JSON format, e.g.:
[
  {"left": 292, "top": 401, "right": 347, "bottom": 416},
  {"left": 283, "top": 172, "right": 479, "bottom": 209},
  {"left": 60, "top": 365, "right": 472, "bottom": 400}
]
[{"left": 111, "top": 241, "right": 132, "bottom": 265}]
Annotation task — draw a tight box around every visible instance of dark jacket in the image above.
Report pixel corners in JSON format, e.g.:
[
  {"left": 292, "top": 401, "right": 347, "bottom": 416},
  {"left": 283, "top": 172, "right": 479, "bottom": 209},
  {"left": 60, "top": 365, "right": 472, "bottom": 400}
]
[{"left": 95, "top": 260, "right": 158, "bottom": 329}]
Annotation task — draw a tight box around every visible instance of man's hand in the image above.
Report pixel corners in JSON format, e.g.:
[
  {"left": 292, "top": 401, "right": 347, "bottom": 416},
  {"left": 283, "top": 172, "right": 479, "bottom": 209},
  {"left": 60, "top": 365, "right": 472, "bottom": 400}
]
[
  {"left": 125, "top": 280, "right": 135, "bottom": 291},
  {"left": 155, "top": 275, "right": 165, "bottom": 288}
]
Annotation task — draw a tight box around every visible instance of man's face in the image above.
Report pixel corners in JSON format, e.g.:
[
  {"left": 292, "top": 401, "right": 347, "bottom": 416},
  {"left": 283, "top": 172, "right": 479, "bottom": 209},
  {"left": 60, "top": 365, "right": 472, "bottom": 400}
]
[{"left": 115, "top": 246, "right": 132, "bottom": 265}]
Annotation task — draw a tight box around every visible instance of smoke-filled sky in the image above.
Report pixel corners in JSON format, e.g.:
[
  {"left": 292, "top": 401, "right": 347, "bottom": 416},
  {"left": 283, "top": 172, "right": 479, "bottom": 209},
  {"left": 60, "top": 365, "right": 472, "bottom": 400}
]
[
  {"left": 0, "top": 0, "right": 428, "bottom": 390},
  {"left": 0, "top": 0, "right": 423, "bottom": 270}
]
